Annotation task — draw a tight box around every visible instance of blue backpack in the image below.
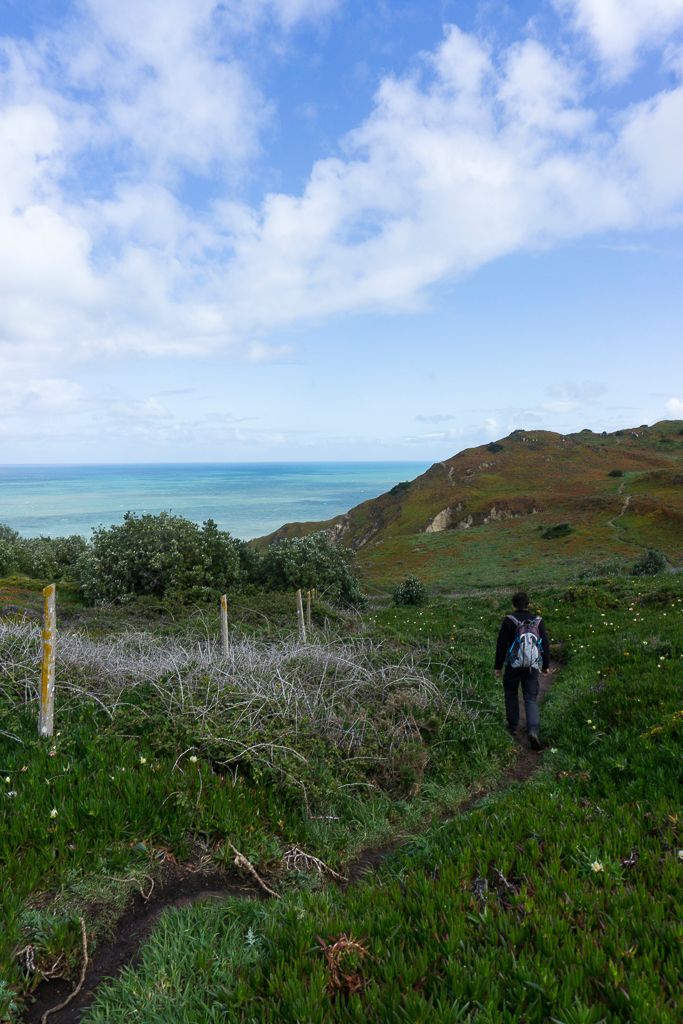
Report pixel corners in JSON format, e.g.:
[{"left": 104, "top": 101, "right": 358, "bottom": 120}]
[{"left": 506, "top": 615, "right": 543, "bottom": 670}]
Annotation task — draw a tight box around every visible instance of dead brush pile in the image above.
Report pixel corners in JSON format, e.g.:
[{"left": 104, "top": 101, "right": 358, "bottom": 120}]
[{"left": 0, "top": 618, "right": 483, "bottom": 788}]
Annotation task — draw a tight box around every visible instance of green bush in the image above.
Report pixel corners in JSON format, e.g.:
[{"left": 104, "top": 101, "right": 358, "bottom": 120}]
[
  {"left": 18, "top": 535, "right": 88, "bottom": 580},
  {"left": 608, "top": 468, "right": 624, "bottom": 477},
  {"left": 541, "top": 522, "right": 572, "bottom": 540},
  {"left": 632, "top": 548, "right": 668, "bottom": 576},
  {"left": 487, "top": 441, "right": 504, "bottom": 453},
  {"left": 0, "top": 526, "right": 87, "bottom": 581},
  {"left": 388, "top": 480, "right": 411, "bottom": 496},
  {"left": 76, "top": 513, "right": 243, "bottom": 603},
  {"left": 0, "top": 525, "right": 21, "bottom": 575},
  {"left": 258, "top": 532, "right": 363, "bottom": 606},
  {"left": 392, "top": 574, "right": 427, "bottom": 606}
]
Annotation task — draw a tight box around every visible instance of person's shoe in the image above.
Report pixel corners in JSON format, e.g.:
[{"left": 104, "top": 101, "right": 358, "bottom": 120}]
[{"left": 528, "top": 732, "right": 541, "bottom": 750}]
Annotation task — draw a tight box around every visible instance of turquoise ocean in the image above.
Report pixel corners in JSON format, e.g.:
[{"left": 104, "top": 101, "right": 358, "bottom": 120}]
[{"left": 0, "top": 463, "right": 430, "bottom": 541}]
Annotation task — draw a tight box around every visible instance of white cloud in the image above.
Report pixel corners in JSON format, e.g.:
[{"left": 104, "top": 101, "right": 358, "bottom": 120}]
[
  {"left": 244, "top": 341, "right": 294, "bottom": 363},
  {"left": 0, "top": 376, "right": 84, "bottom": 415},
  {"left": 557, "top": 0, "right": 683, "bottom": 74},
  {"left": 618, "top": 83, "right": 683, "bottom": 214},
  {"left": 403, "top": 427, "right": 465, "bottom": 445},
  {"left": 228, "top": 0, "right": 341, "bottom": 31},
  {"left": 1, "top": 6, "right": 682, "bottom": 429},
  {"left": 0, "top": 0, "right": 348, "bottom": 382},
  {"left": 665, "top": 397, "right": 683, "bottom": 416},
  {"left": 499, "top": 39, "right": 592, "bottom": 136},
  {"left": 110, "top": 397, "right": 171, "bottom": 419},
  {"left": 547, "top": 380, "right": 608, "bottom": 401},
  {"left": 216, "top": 26, "right": 681, "bottom": 335},
  {"left": 23, "top": 378, "right": 84, "bottom": 410},
  {"left": 542, "top": 400, "right": 581, "bottom": 414},
  {"left": 65, "top": 1, "right": 267, "bottom": 175}
]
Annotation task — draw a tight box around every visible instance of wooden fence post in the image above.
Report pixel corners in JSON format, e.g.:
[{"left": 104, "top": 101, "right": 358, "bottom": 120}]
[
  {"left": 296, "top": 588, "right": 307, "bottom": 642},
  {"left": 38, "top": 583, "right": 56, "bottom": 737},
  {"left": 220, "top": 594, "right": 230, "bottom": 656},
  {"left": 306, "top": 589, "right": 312, "bottom": 633}
]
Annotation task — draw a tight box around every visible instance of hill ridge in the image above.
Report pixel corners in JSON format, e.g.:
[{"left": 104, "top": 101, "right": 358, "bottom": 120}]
[{"left": 254, "top": 420, "right": 683, "bottom": 590}]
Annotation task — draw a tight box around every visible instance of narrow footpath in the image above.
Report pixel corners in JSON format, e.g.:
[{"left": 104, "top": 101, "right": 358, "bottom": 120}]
[
  {"left": 24, "top": 662, "right": 561, "bottom": 1024},
  {"left": 606, "top": 479, "right": 632, "bottom": 536}
]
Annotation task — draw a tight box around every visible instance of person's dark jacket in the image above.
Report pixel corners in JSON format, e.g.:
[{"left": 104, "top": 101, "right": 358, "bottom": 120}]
[{"left": 495, "top": 609, "right": 550, "bottom": 671}]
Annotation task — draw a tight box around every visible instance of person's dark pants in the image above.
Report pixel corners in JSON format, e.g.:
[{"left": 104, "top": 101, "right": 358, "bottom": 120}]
[{"left": 503, "top": 666, "right": 540, "bottom": 734}]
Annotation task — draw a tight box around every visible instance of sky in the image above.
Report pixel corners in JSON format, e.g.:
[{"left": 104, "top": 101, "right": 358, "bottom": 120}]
[{"left": 1, "top": 0, "right": 682, "bottom": 463}]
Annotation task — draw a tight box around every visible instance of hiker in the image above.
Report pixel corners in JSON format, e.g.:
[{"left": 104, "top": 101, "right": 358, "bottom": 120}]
[{"left": 494, "top": 591, "right": 550, "bottom": 750}]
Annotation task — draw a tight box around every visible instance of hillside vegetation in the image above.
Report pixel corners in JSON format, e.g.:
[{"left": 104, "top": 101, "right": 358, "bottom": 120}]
[
  {"left": 1, "top": 575, "right": 679, "bottom": 1022},
  {"left": 255, "top": 420, "right": 683, "bottom": 591}
]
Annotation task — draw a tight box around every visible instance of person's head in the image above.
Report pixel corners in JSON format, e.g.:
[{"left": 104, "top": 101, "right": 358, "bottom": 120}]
[{"left": 512, "top": 591, "right": 529, "bottom": 610}]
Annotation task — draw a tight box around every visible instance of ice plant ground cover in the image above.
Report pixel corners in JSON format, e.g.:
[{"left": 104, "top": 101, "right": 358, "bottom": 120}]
[
  {"left": 0, "top": 588, "right": 509, "bottom": 1018},
  {"left": 1, "top": 575, "right": 682, "bottom": 1021}
]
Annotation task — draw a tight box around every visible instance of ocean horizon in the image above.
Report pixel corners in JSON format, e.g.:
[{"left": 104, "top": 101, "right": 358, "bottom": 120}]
[{"left": 0, "top": 461, "right": 431, "bottom": 541}]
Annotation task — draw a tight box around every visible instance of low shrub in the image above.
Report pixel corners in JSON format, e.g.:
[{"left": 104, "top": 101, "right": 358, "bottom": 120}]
[
  {"left": 75, "top": 513, "right": 243, "bottom": 603},
  {"left": 258, "top": 532, "right": 363, "bottom": 606},
  {"left": 541, "top": 523, "right": 572, "bottom": 540},
  {"left": 388, "top": 481, "right": 411, "bottom": 496},
  {"left": 392, "top": 574, "right": 427, "bottom": 606},
  {"left": 1, "top": 516, "right": 365, "bottom": 608},
  {"left": 0, "top": 526, "right": 87, "bottom": 581},
  {"left": 608, "top": 468, "right": 624, "bottom": 477},
  {"left": 632, "top": 548, "right": 667, "bottom": 576}
]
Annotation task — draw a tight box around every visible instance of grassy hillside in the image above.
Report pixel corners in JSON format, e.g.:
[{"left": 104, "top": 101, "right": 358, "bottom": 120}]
[{"left": 255, "top": 421, "right": 683, "bottom": 591}]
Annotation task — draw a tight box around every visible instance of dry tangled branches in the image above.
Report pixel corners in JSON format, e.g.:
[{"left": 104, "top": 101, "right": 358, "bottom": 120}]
[
  {"left": 0, "top": 618, "right": 480, "bottom": 776},
  {"left": 283, "top": 846, "right": 348, "bottom": 881},
  {"left": 316, "top": 933, "right": 369, "bottom": 999}
]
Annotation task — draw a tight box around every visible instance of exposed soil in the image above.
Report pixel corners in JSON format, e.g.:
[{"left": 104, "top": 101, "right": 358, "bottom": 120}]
[
  {"left": 22, "top": 662, "right": 560, "bottom": 1024},
  {"left": 22, "top": 866, "right": 264, "bottom": 1024}
]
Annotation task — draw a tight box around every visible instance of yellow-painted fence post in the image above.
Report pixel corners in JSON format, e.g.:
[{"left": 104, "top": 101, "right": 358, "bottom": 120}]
[
  {"left": 38, "top": 583, "right": 56, "bottom": 737},
  {"left": 220, "top": 594, "right": 230, "bottom": 656},
  {"left": 296, "top": 588, "right": 307, "bottom": 642}
]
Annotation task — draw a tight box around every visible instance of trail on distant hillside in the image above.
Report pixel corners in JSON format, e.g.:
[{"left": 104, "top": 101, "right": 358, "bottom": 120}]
[
  {"left": 22, "top": 664, "right": 560, "bottom": 1024},
  {"left": 606, "top": 480, "right": 633, "bottom": 538}
]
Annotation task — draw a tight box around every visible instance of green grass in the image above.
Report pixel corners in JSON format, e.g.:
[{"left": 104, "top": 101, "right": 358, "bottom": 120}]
[
  {"left": 358, "top": 513, "right": 641, "bottom": 593},
  {"left": 0, "top": 593, "right": 514, "bottom": 1019},
  {"left": 2, "top": 576, "right": 682, "bottom": 1021},
  {"left": 75, "top": 575, "right": 683, "bottom": 1023}
]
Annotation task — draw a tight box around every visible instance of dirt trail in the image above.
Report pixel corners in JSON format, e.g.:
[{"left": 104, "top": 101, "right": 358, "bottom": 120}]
[
  {"left": 23, "top": 870, "right": 264, "bottom": 1024},
  {"left": 22, "top": 663, "right": 560, "bottom": 1024},
  {"left": 606, "top": 480, "right": 632, "bottom": 535}
]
